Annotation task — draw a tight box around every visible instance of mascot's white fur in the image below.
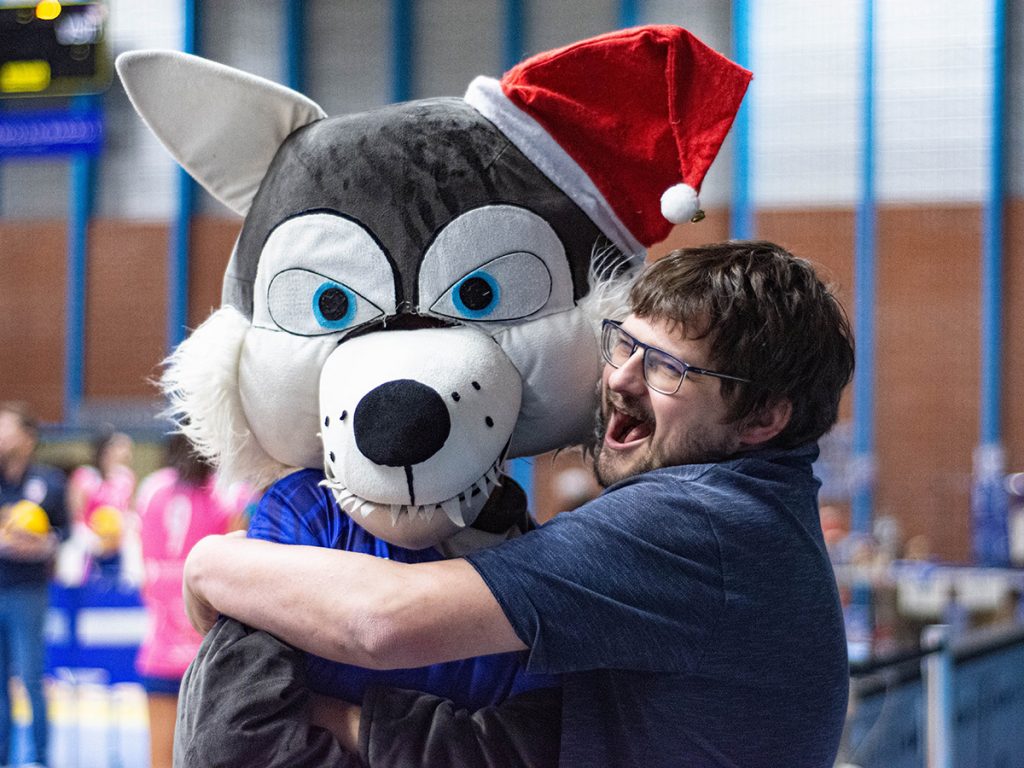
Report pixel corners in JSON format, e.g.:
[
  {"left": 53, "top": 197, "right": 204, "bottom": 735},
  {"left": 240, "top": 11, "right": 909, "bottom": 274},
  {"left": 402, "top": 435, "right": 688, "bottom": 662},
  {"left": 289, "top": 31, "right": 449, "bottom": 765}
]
[{"left": 117, "top": 25, "right": 751, "bottom": 767}]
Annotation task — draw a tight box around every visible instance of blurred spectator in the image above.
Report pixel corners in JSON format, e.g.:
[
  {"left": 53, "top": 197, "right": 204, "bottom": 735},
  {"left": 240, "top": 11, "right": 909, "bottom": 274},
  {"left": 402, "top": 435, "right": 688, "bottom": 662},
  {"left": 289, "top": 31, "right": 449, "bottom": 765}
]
[
  {"left": 66, "top": 430, "right": 137, "bottom": 583},
  {"left": 819, "top": 504, "right": 848, "bottom": 554},
  {"left": 134, "top": 434, "right": 252, "bottom": 768},
  {"left": 903, "top": 534, "right": 935, "bottom": 563},
  {"left": 549, "top": 465, "right": 601, "bottom": 519},
  {"left": 0, "top": 401, "right": 68, "bottom": 768}
]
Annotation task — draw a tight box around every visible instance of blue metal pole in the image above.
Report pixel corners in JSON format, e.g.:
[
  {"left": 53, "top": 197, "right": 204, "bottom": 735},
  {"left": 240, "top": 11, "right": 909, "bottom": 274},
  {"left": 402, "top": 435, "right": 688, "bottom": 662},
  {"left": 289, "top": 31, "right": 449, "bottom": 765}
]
[
  {"left": 730, "top": 0, "right": 753, "bottom": 240},
  {"left": 850, "top": 0, "right": 876, "bottom": 537},
  {"left": 283, "top": 0, "right": 306, "bottom": 92},
  {"left": 980, "top": 0, "right": 1005, "bottom": 446},
  {"left": 617, "top": 0, "right": 641, "bottom": 28},
  {"left": 391, "top": 0, "right": 414, "bottom": 102},
  {"left": 64, "top": 95, "right": 98, "bottom": 424},
  {"left": 168, "top": 0, "right": 198, "bottom": 350},
  {"left": 971, "top": 0, "right": 1008, "bottom": 565},
  {"left": 502, "top": 0, "right": 525, "bottom": 70}
]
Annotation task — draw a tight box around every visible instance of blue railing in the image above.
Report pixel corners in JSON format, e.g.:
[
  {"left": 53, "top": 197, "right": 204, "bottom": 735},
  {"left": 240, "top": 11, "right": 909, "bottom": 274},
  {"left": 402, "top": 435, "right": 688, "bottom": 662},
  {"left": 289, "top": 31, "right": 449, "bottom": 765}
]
[{"left": 844, "top": 625, "right": 1024, "bottom": 767}]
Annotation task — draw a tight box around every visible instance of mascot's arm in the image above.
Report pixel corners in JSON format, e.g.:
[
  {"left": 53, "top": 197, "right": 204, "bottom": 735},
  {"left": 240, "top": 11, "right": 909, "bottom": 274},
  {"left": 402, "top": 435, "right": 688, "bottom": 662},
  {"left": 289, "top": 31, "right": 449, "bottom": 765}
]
[
  {"left": 186, "top": 535, "right": 524, "bottom": 668},
  {"left": 357, "top": 685, "right": 561, "bottom": 768},
  {"left": 178, "top": 617, "right": 558, "bottom": 768}
]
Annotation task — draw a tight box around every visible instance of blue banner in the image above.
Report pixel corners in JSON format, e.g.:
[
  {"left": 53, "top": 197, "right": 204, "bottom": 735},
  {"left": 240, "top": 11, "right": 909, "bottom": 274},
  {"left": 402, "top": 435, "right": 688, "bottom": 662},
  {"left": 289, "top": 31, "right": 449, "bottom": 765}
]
[{"left": 0, "top": 108, "right": 103, "bottom": 157}]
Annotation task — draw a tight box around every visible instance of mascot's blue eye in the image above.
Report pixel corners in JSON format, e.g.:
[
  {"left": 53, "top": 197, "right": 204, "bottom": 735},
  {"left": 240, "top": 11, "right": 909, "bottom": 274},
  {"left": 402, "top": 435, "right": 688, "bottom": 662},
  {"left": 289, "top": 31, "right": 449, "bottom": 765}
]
[
  {"left": 427, "top": 251, "right": 552, "bottom": 324},
  {"left": 451, "top": 271, "right": 500, "bottom": 318},
  {"left": 313, "top": 282, "right": 356, "bottom": 329},
  {"left": 268, "top": 268, "right": 386, "bottom": 336}
]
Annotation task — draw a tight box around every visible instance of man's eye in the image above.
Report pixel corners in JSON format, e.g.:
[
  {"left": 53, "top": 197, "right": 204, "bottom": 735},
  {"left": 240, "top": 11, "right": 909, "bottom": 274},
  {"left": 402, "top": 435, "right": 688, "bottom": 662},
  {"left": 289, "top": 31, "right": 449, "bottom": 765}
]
[{"left": 651, "top": 355, "right": 684, "bottom": 379}]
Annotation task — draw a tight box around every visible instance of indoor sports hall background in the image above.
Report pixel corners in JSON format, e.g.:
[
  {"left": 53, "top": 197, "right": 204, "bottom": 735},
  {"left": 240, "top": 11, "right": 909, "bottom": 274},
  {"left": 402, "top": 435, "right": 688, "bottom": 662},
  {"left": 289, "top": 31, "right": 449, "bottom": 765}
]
[{"left": 1, "top": 1, "right": 1023, "bottom": 767}]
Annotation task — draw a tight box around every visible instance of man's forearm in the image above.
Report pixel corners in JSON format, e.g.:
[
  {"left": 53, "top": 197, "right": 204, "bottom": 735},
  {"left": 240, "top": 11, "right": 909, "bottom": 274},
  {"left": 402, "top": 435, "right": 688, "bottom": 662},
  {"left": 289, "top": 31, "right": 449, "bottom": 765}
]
[{"left": 184, "top": 535, "right": 525, "bottom": 668}]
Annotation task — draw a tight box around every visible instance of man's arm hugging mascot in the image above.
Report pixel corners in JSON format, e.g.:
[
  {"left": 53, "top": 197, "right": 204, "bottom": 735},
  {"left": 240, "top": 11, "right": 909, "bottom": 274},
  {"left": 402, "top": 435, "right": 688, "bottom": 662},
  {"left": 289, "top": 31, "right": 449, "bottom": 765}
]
[{"left": 117, "top": 25, "right": 750, "bottom": 768}]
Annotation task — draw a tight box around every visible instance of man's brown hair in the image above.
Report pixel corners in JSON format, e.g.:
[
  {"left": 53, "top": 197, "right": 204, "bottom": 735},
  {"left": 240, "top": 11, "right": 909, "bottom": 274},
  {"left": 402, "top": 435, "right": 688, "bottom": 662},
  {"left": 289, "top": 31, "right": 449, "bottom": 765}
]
[{"left": 629, "top": 241, "right": 855, "bottom": 449}]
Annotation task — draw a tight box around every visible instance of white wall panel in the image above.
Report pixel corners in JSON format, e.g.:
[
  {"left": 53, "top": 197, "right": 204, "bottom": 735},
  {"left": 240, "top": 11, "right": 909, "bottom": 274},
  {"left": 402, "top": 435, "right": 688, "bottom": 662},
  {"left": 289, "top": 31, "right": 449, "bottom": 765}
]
[
  {"left": 644, "top": 0, "right": 730, "bottom": 50},
  {"left": 202, "top": 0, "right": 283, "bottom": 83},
  {"left": 416, "top": 0, "right": 503, "bottom": 96},
  {"left": 305, "top": 1, "right": 389, "bottom": 114},
  {"left": 100, "top": 0, "right": 184, "bottom": 219},
  {"left": 751, "top": 0, "right": 996, "bottom": 208},
  {"left": 875, "top": 0, "right": 991, "bottom": 203},
  {"left": 1, "top": 161, "right": 70, "bottom": 218},
  {"left": 526, "top": 0, "right": 616, "bottom": 58},
  {"left": 751, "top": 0, "right": 863, "bottom": 207}
]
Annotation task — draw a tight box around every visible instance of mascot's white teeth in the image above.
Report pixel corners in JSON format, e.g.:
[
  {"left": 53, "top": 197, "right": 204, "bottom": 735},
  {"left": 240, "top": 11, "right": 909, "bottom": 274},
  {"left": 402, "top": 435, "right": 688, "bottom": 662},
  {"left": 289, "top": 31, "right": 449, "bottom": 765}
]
[{"left": 319, "top": 456, "right": 505, "bottom": 528}]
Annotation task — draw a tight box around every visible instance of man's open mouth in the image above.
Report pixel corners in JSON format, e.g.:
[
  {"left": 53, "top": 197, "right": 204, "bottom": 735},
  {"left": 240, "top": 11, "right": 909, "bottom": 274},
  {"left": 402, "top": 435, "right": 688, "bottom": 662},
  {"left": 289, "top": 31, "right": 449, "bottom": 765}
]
[{"left": 605, "top": 404, "right": 654, "bottom": 447}]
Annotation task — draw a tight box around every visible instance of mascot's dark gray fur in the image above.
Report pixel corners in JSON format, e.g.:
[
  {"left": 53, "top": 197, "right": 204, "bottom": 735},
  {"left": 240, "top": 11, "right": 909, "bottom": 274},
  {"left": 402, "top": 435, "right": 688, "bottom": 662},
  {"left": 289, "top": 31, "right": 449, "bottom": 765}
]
[{"left": 117, "top": 25, "right": 750, "bottom": 767}]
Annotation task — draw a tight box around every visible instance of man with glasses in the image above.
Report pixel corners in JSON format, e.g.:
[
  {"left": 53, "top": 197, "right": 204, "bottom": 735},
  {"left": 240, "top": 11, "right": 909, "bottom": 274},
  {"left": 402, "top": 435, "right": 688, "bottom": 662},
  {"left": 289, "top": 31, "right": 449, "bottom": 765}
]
[{"left": 183, "top": 241, "right": 855, "bottom": 768}]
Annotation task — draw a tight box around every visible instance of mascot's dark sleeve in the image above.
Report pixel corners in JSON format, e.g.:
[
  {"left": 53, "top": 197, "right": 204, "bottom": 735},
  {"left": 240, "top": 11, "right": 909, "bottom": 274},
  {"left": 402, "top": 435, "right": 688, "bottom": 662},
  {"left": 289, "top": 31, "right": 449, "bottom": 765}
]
[
  {"left": 116, "top": 25, "right": 750, "bottom": 768},
  {"left": 175, "top": 617, "right": 561, "bottom": 768}
]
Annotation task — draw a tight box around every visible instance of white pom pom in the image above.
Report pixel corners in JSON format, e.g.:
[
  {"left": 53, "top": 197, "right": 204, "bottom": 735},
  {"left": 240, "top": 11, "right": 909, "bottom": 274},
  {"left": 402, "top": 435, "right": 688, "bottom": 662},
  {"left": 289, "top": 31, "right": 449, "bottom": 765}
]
[{"left": 660, "top": 184, "right": 700, "bottom": 224}]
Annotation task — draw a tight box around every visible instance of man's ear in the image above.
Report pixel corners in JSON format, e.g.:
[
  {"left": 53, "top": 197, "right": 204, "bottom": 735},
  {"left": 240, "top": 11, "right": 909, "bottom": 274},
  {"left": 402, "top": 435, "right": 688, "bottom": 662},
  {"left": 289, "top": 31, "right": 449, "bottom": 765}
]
[{"left": 738, "top": 399, "right": 792, "bottom": 448}]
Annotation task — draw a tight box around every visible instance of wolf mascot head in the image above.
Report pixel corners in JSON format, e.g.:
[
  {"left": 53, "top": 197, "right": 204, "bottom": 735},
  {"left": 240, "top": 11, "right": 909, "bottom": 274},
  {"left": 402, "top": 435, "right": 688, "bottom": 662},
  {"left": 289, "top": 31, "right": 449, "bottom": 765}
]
[{"left": 118, "top": 26, "right": 750, "bottom": 549}]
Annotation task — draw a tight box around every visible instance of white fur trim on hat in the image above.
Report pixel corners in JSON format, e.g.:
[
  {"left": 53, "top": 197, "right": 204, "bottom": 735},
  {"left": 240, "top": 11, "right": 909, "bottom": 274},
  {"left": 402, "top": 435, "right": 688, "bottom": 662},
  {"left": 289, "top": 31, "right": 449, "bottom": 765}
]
[
  {"left": 464, "top": 76, "right": 646, "bottom": 263},
  {"left": 660, "top": 183, "right": 700, "bottom": 224}
]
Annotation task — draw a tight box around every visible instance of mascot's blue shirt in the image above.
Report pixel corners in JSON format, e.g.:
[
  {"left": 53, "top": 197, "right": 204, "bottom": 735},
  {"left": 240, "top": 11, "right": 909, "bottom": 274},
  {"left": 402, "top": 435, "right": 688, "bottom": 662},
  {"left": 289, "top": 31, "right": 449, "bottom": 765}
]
[{"left": 248, "top": 468, "right": 557, "bottom": 707}]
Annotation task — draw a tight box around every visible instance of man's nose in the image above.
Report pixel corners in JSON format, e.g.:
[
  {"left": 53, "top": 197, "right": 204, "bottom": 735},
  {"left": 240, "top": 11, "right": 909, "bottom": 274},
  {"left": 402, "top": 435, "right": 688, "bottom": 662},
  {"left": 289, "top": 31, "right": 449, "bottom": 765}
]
[{"left": 607, "top": 349, "right": 647, "bottom": 395}]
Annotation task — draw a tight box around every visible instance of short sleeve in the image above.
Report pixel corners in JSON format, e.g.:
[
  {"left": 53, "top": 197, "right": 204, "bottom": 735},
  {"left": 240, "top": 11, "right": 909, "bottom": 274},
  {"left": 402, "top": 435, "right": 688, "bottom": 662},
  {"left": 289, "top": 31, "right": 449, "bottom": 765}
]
[{"left": 465, "top": 472, "right": 723, "bottom": 675}]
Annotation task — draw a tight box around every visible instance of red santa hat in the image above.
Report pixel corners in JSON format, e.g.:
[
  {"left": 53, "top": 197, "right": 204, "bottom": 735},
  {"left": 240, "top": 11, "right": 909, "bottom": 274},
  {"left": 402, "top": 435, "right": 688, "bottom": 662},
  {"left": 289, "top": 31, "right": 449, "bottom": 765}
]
[{"left": 465, "top": 25, "right": 752, "bottom": 259}]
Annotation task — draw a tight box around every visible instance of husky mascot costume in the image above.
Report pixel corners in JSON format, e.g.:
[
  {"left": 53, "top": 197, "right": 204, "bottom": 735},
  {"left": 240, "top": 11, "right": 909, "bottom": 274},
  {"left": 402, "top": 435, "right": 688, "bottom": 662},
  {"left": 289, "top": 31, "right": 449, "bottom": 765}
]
[{"left": 117, "top": 25, "right": 750, "bottom": 768}]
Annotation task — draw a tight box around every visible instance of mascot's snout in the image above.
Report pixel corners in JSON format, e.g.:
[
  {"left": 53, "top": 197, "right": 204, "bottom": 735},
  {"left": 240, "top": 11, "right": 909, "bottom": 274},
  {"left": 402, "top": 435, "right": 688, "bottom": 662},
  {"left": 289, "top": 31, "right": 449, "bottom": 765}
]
[
  {"left": 319, "top": 327, "right": 522, "bottom": 532},
  {"left": 354, "top": 380, "right": 452, "bottom": 467}
]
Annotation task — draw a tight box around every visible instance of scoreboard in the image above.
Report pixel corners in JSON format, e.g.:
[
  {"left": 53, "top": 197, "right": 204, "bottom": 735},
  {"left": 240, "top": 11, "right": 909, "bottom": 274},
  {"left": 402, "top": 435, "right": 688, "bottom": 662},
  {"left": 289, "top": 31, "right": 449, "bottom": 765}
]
[{"left": 0, "top": 1, "right": 111, "bottom": 97}]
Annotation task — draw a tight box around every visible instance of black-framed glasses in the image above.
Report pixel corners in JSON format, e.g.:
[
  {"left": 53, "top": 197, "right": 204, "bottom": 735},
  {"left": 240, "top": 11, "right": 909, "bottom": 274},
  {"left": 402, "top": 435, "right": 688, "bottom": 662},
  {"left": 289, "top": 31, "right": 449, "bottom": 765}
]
[{"left": 600, "top": 319, "right": 752, "bottom": 395}]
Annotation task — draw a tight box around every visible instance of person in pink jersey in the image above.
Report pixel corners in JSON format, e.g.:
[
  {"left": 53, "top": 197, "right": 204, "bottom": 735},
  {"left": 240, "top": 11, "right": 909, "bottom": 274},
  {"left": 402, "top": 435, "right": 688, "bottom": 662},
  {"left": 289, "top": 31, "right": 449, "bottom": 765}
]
[
  {"left": 67, "top": 430, "right": 137, "bottom": 581},
  {"left": 134, "top": 434, "right": 251, "bottom": 768}
]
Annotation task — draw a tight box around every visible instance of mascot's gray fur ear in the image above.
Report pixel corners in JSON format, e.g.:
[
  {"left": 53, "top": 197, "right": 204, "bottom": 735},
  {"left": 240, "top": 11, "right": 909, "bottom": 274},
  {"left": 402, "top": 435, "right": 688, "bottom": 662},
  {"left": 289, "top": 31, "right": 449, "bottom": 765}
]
[{"left": 116, "top": 50, "right": 327, "bottom": 215}]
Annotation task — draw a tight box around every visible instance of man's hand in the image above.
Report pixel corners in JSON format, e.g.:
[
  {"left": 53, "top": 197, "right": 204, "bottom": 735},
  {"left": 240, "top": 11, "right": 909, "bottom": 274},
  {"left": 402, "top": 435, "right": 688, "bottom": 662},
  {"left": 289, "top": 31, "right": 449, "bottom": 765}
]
[
  {"left": 0, "top": 530, "right": 57, "bottom": 562},
  {"left": 310, "top": 694, "right": 361, "bottom": 753},
  {"left": 184, "top": 531, "right": 250, "bottom": 634},
  {"left": 183, "top": 535, "right": 224, "bottom": 634}
]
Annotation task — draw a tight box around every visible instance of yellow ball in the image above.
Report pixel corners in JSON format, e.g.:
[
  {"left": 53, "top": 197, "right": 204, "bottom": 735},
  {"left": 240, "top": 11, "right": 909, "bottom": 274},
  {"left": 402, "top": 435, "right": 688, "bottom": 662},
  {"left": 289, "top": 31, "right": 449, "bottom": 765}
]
[
  {"left": 90, "top": 505, "right": 124, "bottom": 538},
  {"left": 4, "top": 500, "right": 50, "bottom": 536}
]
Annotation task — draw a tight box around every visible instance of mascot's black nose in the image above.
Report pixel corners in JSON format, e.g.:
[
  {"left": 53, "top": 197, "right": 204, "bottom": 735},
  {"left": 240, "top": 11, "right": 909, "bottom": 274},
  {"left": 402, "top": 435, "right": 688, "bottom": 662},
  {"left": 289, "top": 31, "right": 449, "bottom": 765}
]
[{"left": 354, "top": 380, "right": 451, "bottom": 467}]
